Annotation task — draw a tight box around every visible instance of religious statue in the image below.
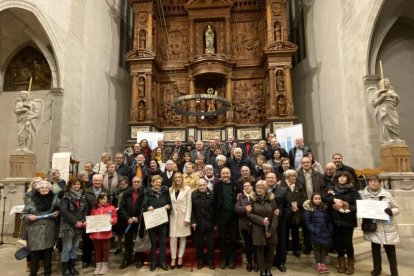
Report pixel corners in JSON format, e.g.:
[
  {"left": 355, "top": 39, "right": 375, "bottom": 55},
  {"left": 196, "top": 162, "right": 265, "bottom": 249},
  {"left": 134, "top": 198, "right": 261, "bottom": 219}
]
[
  {"left": 371, "top": 78, "right": 403, "bottom": 144},
  {"left": 206, "top": 88, "right": 216, "bottom": 112},
  {"left": 138, "top": 101, "right": 146, "bottom": 121},
  {"left": 274, "top": 22, "right": 282, "bottom": 42},
  {"left": 139, "top": 30, "right": 146, "bottom": 49},
  {"left": 277, "top": 96, "right": 287, "bottom": 116},
  {"left": 14, "top": 90, "right": 44, "bottom": 152},
  {"left": 138, "top": 77, "right": 145, "bottom": 97},
  {"left": 205, "top": 25, "right": 215, "bottom": 54},
  {"left": 276, "top": 70, "right": 285, "bottom": 91}
]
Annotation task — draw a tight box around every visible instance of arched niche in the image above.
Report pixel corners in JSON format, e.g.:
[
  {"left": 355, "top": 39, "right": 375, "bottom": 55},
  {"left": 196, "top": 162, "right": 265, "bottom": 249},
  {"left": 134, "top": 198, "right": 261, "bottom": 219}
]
[{"left": 4, "top": 45, "right": 52, "bottom": 91}]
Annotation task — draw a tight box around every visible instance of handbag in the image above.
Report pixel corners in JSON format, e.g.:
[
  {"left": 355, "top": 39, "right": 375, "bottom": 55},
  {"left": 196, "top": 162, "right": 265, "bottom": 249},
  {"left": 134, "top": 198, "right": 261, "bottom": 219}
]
[
  {"left": 134, "top": 212, "right": 151, "bottom": 252},
  {"left": 361, "top": 218, "right": 377, "bottom": 232}
]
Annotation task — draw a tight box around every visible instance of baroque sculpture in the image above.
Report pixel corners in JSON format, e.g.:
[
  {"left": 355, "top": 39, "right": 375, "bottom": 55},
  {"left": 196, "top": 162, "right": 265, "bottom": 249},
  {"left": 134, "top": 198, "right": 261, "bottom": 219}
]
[
  {"left": 370, "top": 78, "right": 403, "bottom": 144},
  {"left": 205, "top": 24, "right": 215, "bottom": 54},
  {"left": 14, "top": 90, "right": 44, "bottom": 152},
  {"left": 276, "top": 70, "right": 285, "bottom": 91}
]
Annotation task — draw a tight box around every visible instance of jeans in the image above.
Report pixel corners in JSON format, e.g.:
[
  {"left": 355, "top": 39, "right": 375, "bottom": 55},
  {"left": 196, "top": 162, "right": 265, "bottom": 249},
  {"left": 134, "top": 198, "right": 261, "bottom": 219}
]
[{"left": 61, "top": 233, "right": 81, "bottom": 262}]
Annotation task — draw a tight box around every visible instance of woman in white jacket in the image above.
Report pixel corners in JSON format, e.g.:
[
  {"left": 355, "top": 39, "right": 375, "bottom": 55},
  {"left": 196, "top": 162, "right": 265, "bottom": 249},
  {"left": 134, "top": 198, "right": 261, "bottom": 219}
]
[
  {"left": 169, "top": 172, "right": 192, "bottom": 269},
  {"left": 361, "top": 174, "right": 400, "bottom": 276}
]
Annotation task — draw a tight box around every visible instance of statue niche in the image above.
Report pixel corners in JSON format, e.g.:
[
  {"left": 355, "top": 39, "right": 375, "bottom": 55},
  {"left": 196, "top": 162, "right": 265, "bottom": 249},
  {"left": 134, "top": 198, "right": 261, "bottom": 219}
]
[
  {"left": 274, "top": 21, "right": 282, "bottom": 42},
  {"left": 138, "top": 100, "right": 146, "bottom": 121},
  {"left": 204, "top": 24, "right": 216, "bottom": 54},
  {"left": 277, "top": 95, "right": 287, "bottom": 116},
  {"left": 138, "top": 77, "right": 145, "bottom": 97}
]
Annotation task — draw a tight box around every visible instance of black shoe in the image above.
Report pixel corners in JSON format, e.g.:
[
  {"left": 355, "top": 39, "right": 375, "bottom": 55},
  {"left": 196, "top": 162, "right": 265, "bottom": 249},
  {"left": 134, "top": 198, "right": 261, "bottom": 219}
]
[
  {"left": 119, "top": 261, "right": 131, "bottom": 269},
  {"left": 260, "top": 271, "right": 267, "bottom": 276},
  {"left": 136, "top": 260, "right": 143, "bottom": 268},
  {"left": 220, "top": 260, "right": 227, "bottom": 269},
  {"left": 293, "top": 251, "right": 301, "bottom": 257},
  {"left": 149, "top": 264, "right": 157, "bottom": 271},
  {"left": 303, "top": 248, "right": 311, "bottom": 255},
  {"left": 267, "top": 269, "right": 273, "bottom": 276},
  {"left": 69, "top": 259, "right": 80, "bottom": 275},
  {"left": 254, "top": 262, "right": 259, "bottom": 272},
  {"left": 277, "top": 264, "right": 287, "bottom": 272},
  {"left": 246, "top": 262, "right": 252, "bottom": 272},
  {"left": 228, "top": 260, "right": 236, "bottom": 269},
  {"left": 160, "top": 263, "right": 169, "bottom": 271},
  {"left": 371, "top": 270, "right": 382, "bottom": 276},
  {"left": 208, "top": 261, "right": 215, "bottom": 270},
  {"left": 114, "top": 248, "right": 122, "bottom": 255},
  {"left": 81, "top": 262, "right": 90, "bottom": 269},
  {"left": 197, "top": 261, "right": 203, "bottom": 269},
  {"left": 61, "top": 262, "right": 71, "bottom": 276}
]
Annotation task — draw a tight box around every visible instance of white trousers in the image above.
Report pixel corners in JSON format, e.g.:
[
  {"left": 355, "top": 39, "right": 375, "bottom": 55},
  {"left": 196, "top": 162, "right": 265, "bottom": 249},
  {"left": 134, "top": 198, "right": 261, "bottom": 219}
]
[{"left": 170, "top": 237, "right": 187, "bottom": 259}]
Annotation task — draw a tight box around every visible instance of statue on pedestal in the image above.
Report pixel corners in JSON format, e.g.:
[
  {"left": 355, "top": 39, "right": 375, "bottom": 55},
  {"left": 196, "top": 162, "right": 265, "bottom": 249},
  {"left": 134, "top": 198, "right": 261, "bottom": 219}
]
[
  {"left": 14, "top": 90, "right": 44, "bottom": 152},
  {"left": 369, "top": 78, "right": 403, "bottom": 144},
  {"left": 205, "top": 25, "right": 215, "bottom": 54}
]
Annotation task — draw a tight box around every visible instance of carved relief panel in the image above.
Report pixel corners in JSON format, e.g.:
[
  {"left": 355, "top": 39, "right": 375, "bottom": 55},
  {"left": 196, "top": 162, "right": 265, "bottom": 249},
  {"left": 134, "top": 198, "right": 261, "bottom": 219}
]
[
  {"left": 156, "top": 19, "right": 188, "bottom": 63},
  {"left": 158, "top": 82, "right": 187, "bottom": 127},
  {"left": 232, "top": 79, "right": 265, "bottom": 124},
  {"left": 232, "top": 20, "right": 264, "bottom": 64}
]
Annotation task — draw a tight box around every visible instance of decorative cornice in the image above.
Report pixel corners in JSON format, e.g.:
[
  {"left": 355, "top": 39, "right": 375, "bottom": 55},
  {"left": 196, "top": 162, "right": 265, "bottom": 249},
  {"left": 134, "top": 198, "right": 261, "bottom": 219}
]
[{"left": 124, "top": 49, "right": 156, "bottom": 61}]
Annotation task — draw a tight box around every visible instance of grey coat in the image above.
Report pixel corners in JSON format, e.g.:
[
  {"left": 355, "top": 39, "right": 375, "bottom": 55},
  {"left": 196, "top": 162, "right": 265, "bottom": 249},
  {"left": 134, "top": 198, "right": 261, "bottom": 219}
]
[
  {"left": 21, "top": 191, "right": 59, "bottom": 251},
  {"left": 361, "top": 187, "right": 400, "bottom": 245}
]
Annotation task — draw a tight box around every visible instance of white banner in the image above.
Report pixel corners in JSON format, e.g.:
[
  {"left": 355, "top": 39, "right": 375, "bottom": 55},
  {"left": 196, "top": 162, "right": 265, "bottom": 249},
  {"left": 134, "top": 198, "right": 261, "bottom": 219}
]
[
  {"left": 137, "top": 132, "right": 164, "bottom": 150},
  {"left": 51, "top": 152, "right": 71, "bottom": 181}
]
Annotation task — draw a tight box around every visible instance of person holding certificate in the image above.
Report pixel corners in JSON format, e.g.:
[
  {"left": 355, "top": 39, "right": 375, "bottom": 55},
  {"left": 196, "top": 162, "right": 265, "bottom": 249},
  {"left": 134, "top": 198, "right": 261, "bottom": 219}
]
[
  {"left": 169, "top": 172, "right": 192, "bottom": 269},
  {"left": 21, "top": 180, "right": 60, "bottom": 276},
  {"left": 361, "top": 174, "right": 400, "bottom": 276},
  {"left": 142, "top": 175, "right": 172, "bottom": 271},
  {"left": 89, "top": 193, "right": 118, "bottom": 275}
]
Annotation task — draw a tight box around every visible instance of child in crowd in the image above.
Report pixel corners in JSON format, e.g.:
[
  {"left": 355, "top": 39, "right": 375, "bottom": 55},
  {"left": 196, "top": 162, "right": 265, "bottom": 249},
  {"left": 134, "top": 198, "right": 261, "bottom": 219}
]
[
  {"left": 89, "top": 193, "right": 118, "bottom": 275},
  {"left": 303, "top": 193, "right": 333, "bottom": 274}
]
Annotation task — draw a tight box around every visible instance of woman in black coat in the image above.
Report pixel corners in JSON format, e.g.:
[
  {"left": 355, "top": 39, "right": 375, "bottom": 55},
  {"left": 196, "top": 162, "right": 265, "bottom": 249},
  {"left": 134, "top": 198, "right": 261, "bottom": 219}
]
[
  {"left": 191, "top": 178, "right": 216, "bottom": 269},
  {"left": 141, "top": 175, "right": 171, "bottom": 271},
  {"left": 118, "top": 176, "right": 144, "bottom": 269},
  {"left": 324, "top": 171, "right": 360, "bottom": 275}
]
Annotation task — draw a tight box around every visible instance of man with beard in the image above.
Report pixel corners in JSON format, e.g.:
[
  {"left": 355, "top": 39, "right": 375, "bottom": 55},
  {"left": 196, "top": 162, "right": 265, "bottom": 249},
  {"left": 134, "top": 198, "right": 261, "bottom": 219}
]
[{"left": 332, "top": 153, "right": 359, "bottom": 189}]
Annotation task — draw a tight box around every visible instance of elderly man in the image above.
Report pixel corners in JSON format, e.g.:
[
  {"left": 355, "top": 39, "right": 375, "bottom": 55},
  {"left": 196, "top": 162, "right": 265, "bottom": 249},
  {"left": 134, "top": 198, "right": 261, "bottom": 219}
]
[
  {"left": 161, "top": 160, "right": 176, "bottom": 188},
  {"left": 288, "top": 137, "right": 310, "bottom": 171},
  {"left": 118, "top": 176, "right": 144, "bottom": 269},
  {"left": 238, "top": 165, "right": 256, "bottom": 190},
  {"left": 127, "top": 143, "right": 143, "bottom": 166},
  {"left": 226, "top": 147, "right": 253, "bottom": 182},
  {"left": 191, "top": 140, "right": 206, "bottom": 163},
  {"left": 84, "top": 161, "right": 95, "bottom": 181},
  {"left": 323, "top": 162, "right": 336, "bottom": 188},
  {"left": 332, "top": 153, "right": 359, "bottom": 189},
  {"left": 114, "top": 152, "right": 130, "bottom": 177},
  {"left": 214, "top": 168, "right": 242, "bottom": 269},
  {"left": 82, "top": 174, "right": 109, "bottom": 268},
  {"left": 130, "top": 154, "right": 149, "bottom": 186},
  {"left": 203, "top": 164, "right": 220, "bottom": 191},
  {"left": 266, "top": 172, "right": 291, "bottom": 272}
]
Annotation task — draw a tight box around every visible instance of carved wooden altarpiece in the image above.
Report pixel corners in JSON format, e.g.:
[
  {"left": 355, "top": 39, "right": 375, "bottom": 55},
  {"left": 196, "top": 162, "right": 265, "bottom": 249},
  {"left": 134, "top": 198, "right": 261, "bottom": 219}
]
[{"left": 125, "top": 0, "right": 297, "bottom": 143}]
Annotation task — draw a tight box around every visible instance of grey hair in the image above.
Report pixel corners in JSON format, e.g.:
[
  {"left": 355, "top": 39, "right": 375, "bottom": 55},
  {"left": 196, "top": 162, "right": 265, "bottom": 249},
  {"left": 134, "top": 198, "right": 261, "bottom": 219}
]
[
  {"left": 284, "top": 169, "right": 297, "bottom": 178},
  {"left": 35, "top": 180, "right": 52, "bottom": 190},
  {"left": 234, "top": 147, "right": 242, "bottom": 153},
  {"left": 215, "top": 154, "right": 227, "bottom": 163}
]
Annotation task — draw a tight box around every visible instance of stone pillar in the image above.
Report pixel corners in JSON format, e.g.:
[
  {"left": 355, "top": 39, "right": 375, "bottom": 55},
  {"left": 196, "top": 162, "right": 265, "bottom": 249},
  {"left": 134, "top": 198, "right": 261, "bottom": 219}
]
[
  {"left": 266, "top": 1, "right": 273, "bottom": 43},
  {"left": 146, "top": 74, "right": 153, "bottom": 120},
  {"left": 225, "top": 16, "right": 231, "bottom": 55},
  {"left": 189, "top": 76, "right": 196, "bottom": 124},
  {"left": 9, "top": 153, "right": 37, "bottom": 178},
  {"left": 130, "top": 75, "right": 138, "bottom": 120},
  {"left": 226, "top": 75, "right": 233, "bottom": 122},
  {"left": 147, "top": 11, "right": 153, "bottom": 51},
  {"left": 268, "top": 68, "right": 276, "bottom": 114},
  {"left": 189, "top": 18, "right": 194, "bottom": 56},
  {"left": 381, "top": 144, "right": 412, "bottom": 172},
  {"left": 285, "top": 65, "right": 294, "bottom": 112}
]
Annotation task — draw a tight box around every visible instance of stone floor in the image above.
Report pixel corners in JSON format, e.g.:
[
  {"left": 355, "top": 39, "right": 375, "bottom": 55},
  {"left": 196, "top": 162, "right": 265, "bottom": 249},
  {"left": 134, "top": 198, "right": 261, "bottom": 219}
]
[{"left": 1, "top": 230, "right": 412, "bottom": 276}]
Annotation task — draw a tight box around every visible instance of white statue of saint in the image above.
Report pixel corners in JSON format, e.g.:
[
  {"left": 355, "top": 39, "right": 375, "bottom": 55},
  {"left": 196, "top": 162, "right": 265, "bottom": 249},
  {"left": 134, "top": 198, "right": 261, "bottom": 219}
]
[
  {"left": 205, "top": 25, "right": 215, "bottom": 54},
  {"left": 14, "top": 90, "right": 44, "bottom": 152}
]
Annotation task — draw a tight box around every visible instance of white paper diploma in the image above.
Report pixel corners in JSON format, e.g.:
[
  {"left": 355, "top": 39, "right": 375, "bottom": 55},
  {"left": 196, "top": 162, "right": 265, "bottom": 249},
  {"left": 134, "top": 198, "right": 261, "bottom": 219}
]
[
  {"left": 357, "top": 200, "right": 390, "bottom": 220},
  {"left": 143, "top": 207, "right": 168, "bottom": 230},
  {"left": 85, "top": 214, "right": 112, "bottom": 233}
]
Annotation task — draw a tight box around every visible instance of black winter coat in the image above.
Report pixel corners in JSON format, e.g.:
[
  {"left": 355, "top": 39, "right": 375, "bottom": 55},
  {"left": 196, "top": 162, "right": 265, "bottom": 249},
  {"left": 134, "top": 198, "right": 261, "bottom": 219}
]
[
  {"left": 303, "top": 200, "right": 333, "bottom": 245},
  {"left": 191, "top": 189, "right": 216, "bottom": 233},
  {"left": 59, "top": 191, "right": 88, "bottom": 238},
  {"left": 118, "top": 188, "right": 144, "bottom": 222},
  {"left": 325, "top": 184, "right": 360, "bottom": 228},
  {"left": 269, "top": 184, "right": 291, "bottom": 222},
  {"left": 141, "top": 186, "right": 171, "bottom": 226}
]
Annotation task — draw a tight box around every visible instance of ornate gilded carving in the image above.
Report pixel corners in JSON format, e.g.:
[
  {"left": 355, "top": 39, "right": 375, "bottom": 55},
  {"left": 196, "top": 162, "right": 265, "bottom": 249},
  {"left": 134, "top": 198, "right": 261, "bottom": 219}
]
[
  {"left": 138, "top": 100, "right": 146, "bottom": 121},
  {"left": 138, "top": 77, "right": 145, "bottom": 97},
  {"left": 277, "top": 95, "right": 287, "bottom": 116},
  {"left": 138, "top": 13, "right": 148, "bottom": 25},
  {"left": 272, "top": 3, "right": 282, "bottom": 16},
  {"left": 232, "top": 80, "right": 265, "bottom": 124},
  {"left": 286, "top": 98, "right": 294, "bottom": 116},
  {"left": 274, "top": 21, "right": 282, "bottom": 42},
  {"left": 159, "top": 83, "right": 187, "bottom": 127},
  {"left": 232, "top": 21, "right": 263, "bottom": 60},
  {"left": 156, "top": 23, "right": 188, "bottom": 61},
  {"left": 4, "top": 46, "right": 51, "bottom": 91},
  {"left": 139, "top": 30, "right": 147, "bottom": 49}
]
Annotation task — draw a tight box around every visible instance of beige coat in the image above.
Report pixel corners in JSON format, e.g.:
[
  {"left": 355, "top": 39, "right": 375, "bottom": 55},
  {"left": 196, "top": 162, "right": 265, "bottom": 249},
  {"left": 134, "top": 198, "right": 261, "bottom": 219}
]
[
  {"left": 169, "top": 185, "right": 192, "bottom": 237},
  {"left": 361, "top": 187, "right": 400, "bottom": 245}
]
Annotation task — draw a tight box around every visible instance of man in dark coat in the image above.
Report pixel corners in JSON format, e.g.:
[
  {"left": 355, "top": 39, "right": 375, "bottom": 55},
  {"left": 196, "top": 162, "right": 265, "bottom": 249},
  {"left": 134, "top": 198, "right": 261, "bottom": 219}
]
[
  {"left": 332, "top": 153, "right": 360, "bottom": 190},
  {"left": 161, "top": 160, "right": 176, "bottom": 188},
  {"left": 288, "top": 137, "right": 310, "bottom": 171},
  {"left": 115, "top": 152, "right": 130, "bottom": 177},
  {"left": 266, "top": 172, "right": 291, "bottom": 272},
  {"left": 130, "top": 154, "right": 150, "bottom": 187},
  {"left": 240, "top": 133, "right": 254, "bottom": 159},
  {"left": 226, "top": 147, "right": 253, "bottom": 183},
  {"left": 214, "top": 167, "right": 242, "bottom": 269},
  {"left": 191, "top": 178, "right": 216, "bottom": 269},
  {"left": 118, "top": 176, "right": 145, "bottom": 269}
]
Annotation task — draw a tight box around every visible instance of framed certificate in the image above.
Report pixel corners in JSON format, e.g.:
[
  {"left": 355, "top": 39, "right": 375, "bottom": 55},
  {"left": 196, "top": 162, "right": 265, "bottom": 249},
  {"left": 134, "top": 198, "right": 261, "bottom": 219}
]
[
  {"left": 85, "top": 214, "right": 112, "bottom": 233},
  {"left": 357, "top": 200, "right": 390, "bottom": 220},
  {"left": 143, "top": 207, "right": 168, "bottom": 230}
]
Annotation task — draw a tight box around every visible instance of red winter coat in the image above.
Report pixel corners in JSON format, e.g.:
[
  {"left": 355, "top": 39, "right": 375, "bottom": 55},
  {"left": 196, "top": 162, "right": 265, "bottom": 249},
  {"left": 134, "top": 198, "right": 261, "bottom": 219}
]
[{"left": 89, "top": 203, "right": 117, "bottom": 240}]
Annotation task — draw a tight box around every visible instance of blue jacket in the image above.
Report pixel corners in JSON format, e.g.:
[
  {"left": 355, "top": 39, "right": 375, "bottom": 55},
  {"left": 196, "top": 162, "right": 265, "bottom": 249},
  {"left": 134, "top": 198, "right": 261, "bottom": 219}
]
[{"left": 303, "top": 200, "right": 333, "bottom": 245}]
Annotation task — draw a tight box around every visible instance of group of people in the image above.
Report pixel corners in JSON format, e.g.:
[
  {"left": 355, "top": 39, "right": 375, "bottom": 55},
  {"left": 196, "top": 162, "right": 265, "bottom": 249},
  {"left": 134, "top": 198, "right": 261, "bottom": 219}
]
[{"left": 20, "top": 134, "right": 400, "bottom": 276}]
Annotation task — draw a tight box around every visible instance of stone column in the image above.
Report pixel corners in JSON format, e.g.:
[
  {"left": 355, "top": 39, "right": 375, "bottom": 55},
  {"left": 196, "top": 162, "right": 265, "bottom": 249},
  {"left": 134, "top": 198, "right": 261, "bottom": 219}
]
[
  {"left": 146, "top": 74, "right": 153, "bottom": 120},
  {"left": 189, "top": 76, "right": 196, "bottom": 124},
  {"left": 226, "top": 75, "right": 233, "bottom": 122},
  {"left": 147, "top": 11, "right": 153, "bottom": 51},
  {"left": 130, "top": 75, "right": 138, "bottom": 120},
  {"left": 225, "top": 16, "right": 231, "bottom": 55},
  {"left": 285, "top": 65, "right": 293, "bottom": 106},
  {"left": 189, "top": 18, "right": 194, "bottom": 56},
  {"left": 266, "top": 1, "right": 273, "bottom": 43},
  {"left": 268, "top": 68, "right": 276, "bottom": 114}
]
